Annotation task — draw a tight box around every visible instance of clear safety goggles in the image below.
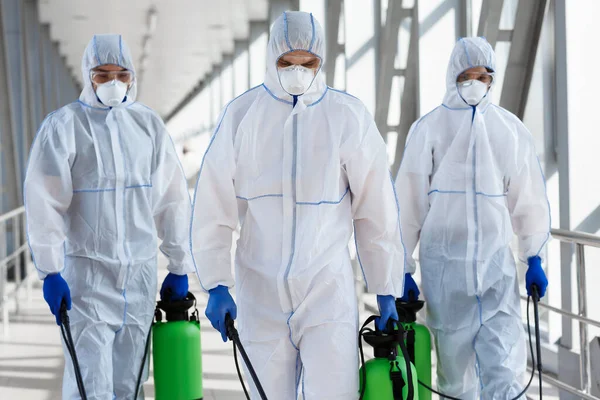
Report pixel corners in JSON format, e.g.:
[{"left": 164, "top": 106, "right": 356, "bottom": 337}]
[
  {"left": 457, "top": 71, "right": 494, "bottom": 85},
  {"left": 90, "top": 69, "right": 134, "bottom": 85},
  {"left": 277, "top": 56, "right": 320, "bottom": 70}
]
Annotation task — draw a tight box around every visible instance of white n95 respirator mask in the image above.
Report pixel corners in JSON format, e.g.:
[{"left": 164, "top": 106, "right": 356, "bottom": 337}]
[
  {"left": 96, "top": 80, "right": 129, "bottom": 107},
  {"left": 278, "top": 65, "right": 315, "bottom": 96},
  {"left": 458, "top": 79, "right": 489, "bottom": 106}
]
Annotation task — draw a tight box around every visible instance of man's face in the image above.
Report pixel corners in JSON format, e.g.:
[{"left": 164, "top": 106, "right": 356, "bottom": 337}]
[
  {"left": 277, "top": 50, "right": 321, "bottom": 71},
  {"left": 90, "top": 64, "right": 133, "bottom": 90},
  {"left": 456, "top": 66, "right": 493, "bottom": 86}
]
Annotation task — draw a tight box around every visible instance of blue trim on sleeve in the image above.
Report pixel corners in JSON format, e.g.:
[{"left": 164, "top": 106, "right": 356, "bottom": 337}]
[{"left": 190, "top": 84, "right": 262, "bottom": 291}]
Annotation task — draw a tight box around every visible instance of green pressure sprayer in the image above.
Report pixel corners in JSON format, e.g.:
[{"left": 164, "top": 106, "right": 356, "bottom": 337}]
[
  {"left": 396, "top": 297, "right": 432, "bottom": 400},
  {"left": 358, "top": 315, "right": 419, "bottom": 400},
  {"left": 134, "top": 291, "right": 204, "bottom": 400}
]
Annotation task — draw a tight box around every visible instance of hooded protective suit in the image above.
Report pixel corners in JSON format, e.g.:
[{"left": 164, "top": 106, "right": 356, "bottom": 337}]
[
  {"left": 395, "top": 37, "right": 551, "bottom": 399},
  {"left": 24, "top": 34, "right": 193, "bottom": 399},
  {"left": 191, "top": 11, "right": 405, "bottom": 399}
]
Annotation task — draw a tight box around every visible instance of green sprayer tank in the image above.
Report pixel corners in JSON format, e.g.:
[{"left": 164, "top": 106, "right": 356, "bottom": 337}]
[
  {"left": 397, "top": 299, "right": 432, "bottom": 400},
  {"left": 152, "top": 292, "right": 203, "bottom": 400},
  {"left": 359, "top": 317, "right": 419, "bottom": 400}
]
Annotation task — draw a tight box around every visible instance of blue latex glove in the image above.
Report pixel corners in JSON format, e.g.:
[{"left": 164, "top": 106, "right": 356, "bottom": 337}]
[
  {"left": 43, "top": 273, "right": 71, "bottom": 325},
  {"left": 526, "top": 256, "right": 548, "bottom": 299},
  {"left": 160, "top": 272, "right": 189, "bottom": 301},
  {"left": 376, "top": 294, "right": 399, "bottom": 332},
  {"left": 205, "top": 285, "right": 237, "bottom": 342},
  {"left": 400, "top": 273, "right": 420, "bottom": 302}
]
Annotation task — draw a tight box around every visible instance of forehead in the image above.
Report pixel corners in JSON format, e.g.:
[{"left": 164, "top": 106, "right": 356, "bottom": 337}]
[
  {"left": 280, "top": 50, "right": 319, "bottom": 63},
  {"left": 93, "top": 64, "right": 126, "bottom": 72},
  {"left": 460, "top": 66, "right": 489, "bottom": 75}
]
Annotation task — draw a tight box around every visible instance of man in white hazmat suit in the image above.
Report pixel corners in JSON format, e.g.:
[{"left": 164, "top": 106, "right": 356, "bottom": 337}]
[
  {"left": 24, "top": 34, "right": 194, "bottom": 399},
  {"left": 395, "top": 37, "right": 550, "bottom": 399},
  {"left": 191, "top": 11, "right": 405, "bottom": 399}
]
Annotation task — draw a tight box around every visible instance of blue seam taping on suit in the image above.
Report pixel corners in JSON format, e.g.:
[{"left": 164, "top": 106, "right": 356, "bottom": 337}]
[
  {"left": 283, "top": 12, "right": 293, "bottom": 51},
  {"left": 328, "top": 86, "right": 359, "bottom": 100},
  {"left": 236, "top": 193, "right": 283, "bottom": 201},
  {"left": 389, "top": 172, "right": 408, "bottom": 289},
  {"left": 428, "top": 189, "right": 507, "bottom": 197},
  {"left": 353, "top": 221, "right": 368, "bottom": 291},
  {"left": 77, "top": 99, "right": 110, "bottom": 110},
  {"left": 116, "top": 124, "right": 133, "bottom": 332},
  {"left": 307, "top": 86, "right": 329, "bottom": 107},
  {"left": 474, "top": 295, "right": 484, "bottom": 390},
  {"left": 118, "top": 35, "right": 123, "bottom": 66},
  {"left": 492, "top": 104, "right": 552, "bottom": 257},
  {"left": 262, "top": 80, "right": 327, "bottom": 107},
  {"left": 190, "top": 84, "right": 263, "bottom": 292},
  {"left": 287, "top": 312, "right": 299, "bottom": 351},
  {"left": 442, "top": 103, "right": 471, "bottom": 111},
  {"left": 93, "top": 35, "right": 101, "bottom": 65},
  {"left": 262, "top": 83, "right": 293, "bottom": 105},
  {"left": 72, "top": 184, "right": 152, "bottom": 193},
  {"left": 460, "top": 38, "right": 473, "bottom": 67},
  {"left": 296, "top": 186, "right": 349, "bottom": 205},
  {"left": 401, "top": 106, "right": 441, "bottom": 154},
  {"left": 308, "top": 13, "right": 316, "bottom": 52}
]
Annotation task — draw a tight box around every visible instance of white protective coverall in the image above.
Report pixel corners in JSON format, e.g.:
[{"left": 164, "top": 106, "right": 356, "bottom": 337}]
[
  {"left": 191, "top": 11, "right": 405, "bottom": 399},
  {"left": 24, "top": 34, "right": 193, "bottom": 400},
  {"left": 395, "top": 37, "right": 551, "bottom": 399}
]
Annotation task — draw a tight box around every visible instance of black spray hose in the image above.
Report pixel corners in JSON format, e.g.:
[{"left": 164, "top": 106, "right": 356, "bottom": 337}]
[
  {"left": 225, "top": 314, "right": 269, "bottom": 400},
  {"left": 60, "top": 303, "right": 88, "bottom": 400},
  {"left": 532, "top": 284, "right": 543, "bottom": 400},
  {"left": 418, "top": 291, "right": 543, "bottom": 400}
]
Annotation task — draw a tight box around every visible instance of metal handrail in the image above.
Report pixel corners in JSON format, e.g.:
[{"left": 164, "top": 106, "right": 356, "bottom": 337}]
[
  {"left": 0, "top": 206, "right": 24, "bottom": 224},
  {"left": 551, "top": 228, "right": 600, "bottom": 248},
  {"left": 520, "top": 294, "right": 600, "bottom": 329},
  {"left": 0, "top": 206, "right": 32, "bottom": 338}
]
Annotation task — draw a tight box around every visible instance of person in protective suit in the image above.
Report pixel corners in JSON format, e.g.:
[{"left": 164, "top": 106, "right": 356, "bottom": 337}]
[
  {"left": 395, "top": 37, "right": 550, "bottom": 399},
  {"left": 191, "top": 11, "right": 406, "bottom": 399},
  {"left": 24, "top": 34, "right": 194, "bottom": 399}
]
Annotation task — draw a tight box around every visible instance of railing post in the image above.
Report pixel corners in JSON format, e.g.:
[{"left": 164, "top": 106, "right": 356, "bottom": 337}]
[
  {"left": 14, "top": 215, "right": 21, "bottom": 315},
  {"left": 576, "top": 243, "right": 591, "bottom": 393}
]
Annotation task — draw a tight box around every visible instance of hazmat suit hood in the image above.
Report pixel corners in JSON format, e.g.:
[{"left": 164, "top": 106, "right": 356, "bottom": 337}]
[
  {"left": 442, "top": 37, "right": 496, "bottom": 109},
  {"left": 264, "top": 11, "right": 327, "bottom": 104},
  {"left": 79, "top": 34, "right": 137, "bottom": 108}
]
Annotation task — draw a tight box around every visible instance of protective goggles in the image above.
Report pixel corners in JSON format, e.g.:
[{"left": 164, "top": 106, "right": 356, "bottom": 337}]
[
  {"left": 90, "top": 69, "right": 134, "bottom": 85},
  {"left": 457, "top": 71, "right": 494, "bottom": 84}
]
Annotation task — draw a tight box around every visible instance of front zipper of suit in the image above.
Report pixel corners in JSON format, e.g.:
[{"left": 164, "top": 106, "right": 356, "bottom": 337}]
[
  {"left": 283, "top": 95, "right": 299, "bottom": 309},
  {"left": 470, "top": 105, "right": 479, "bottom": 293}
]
